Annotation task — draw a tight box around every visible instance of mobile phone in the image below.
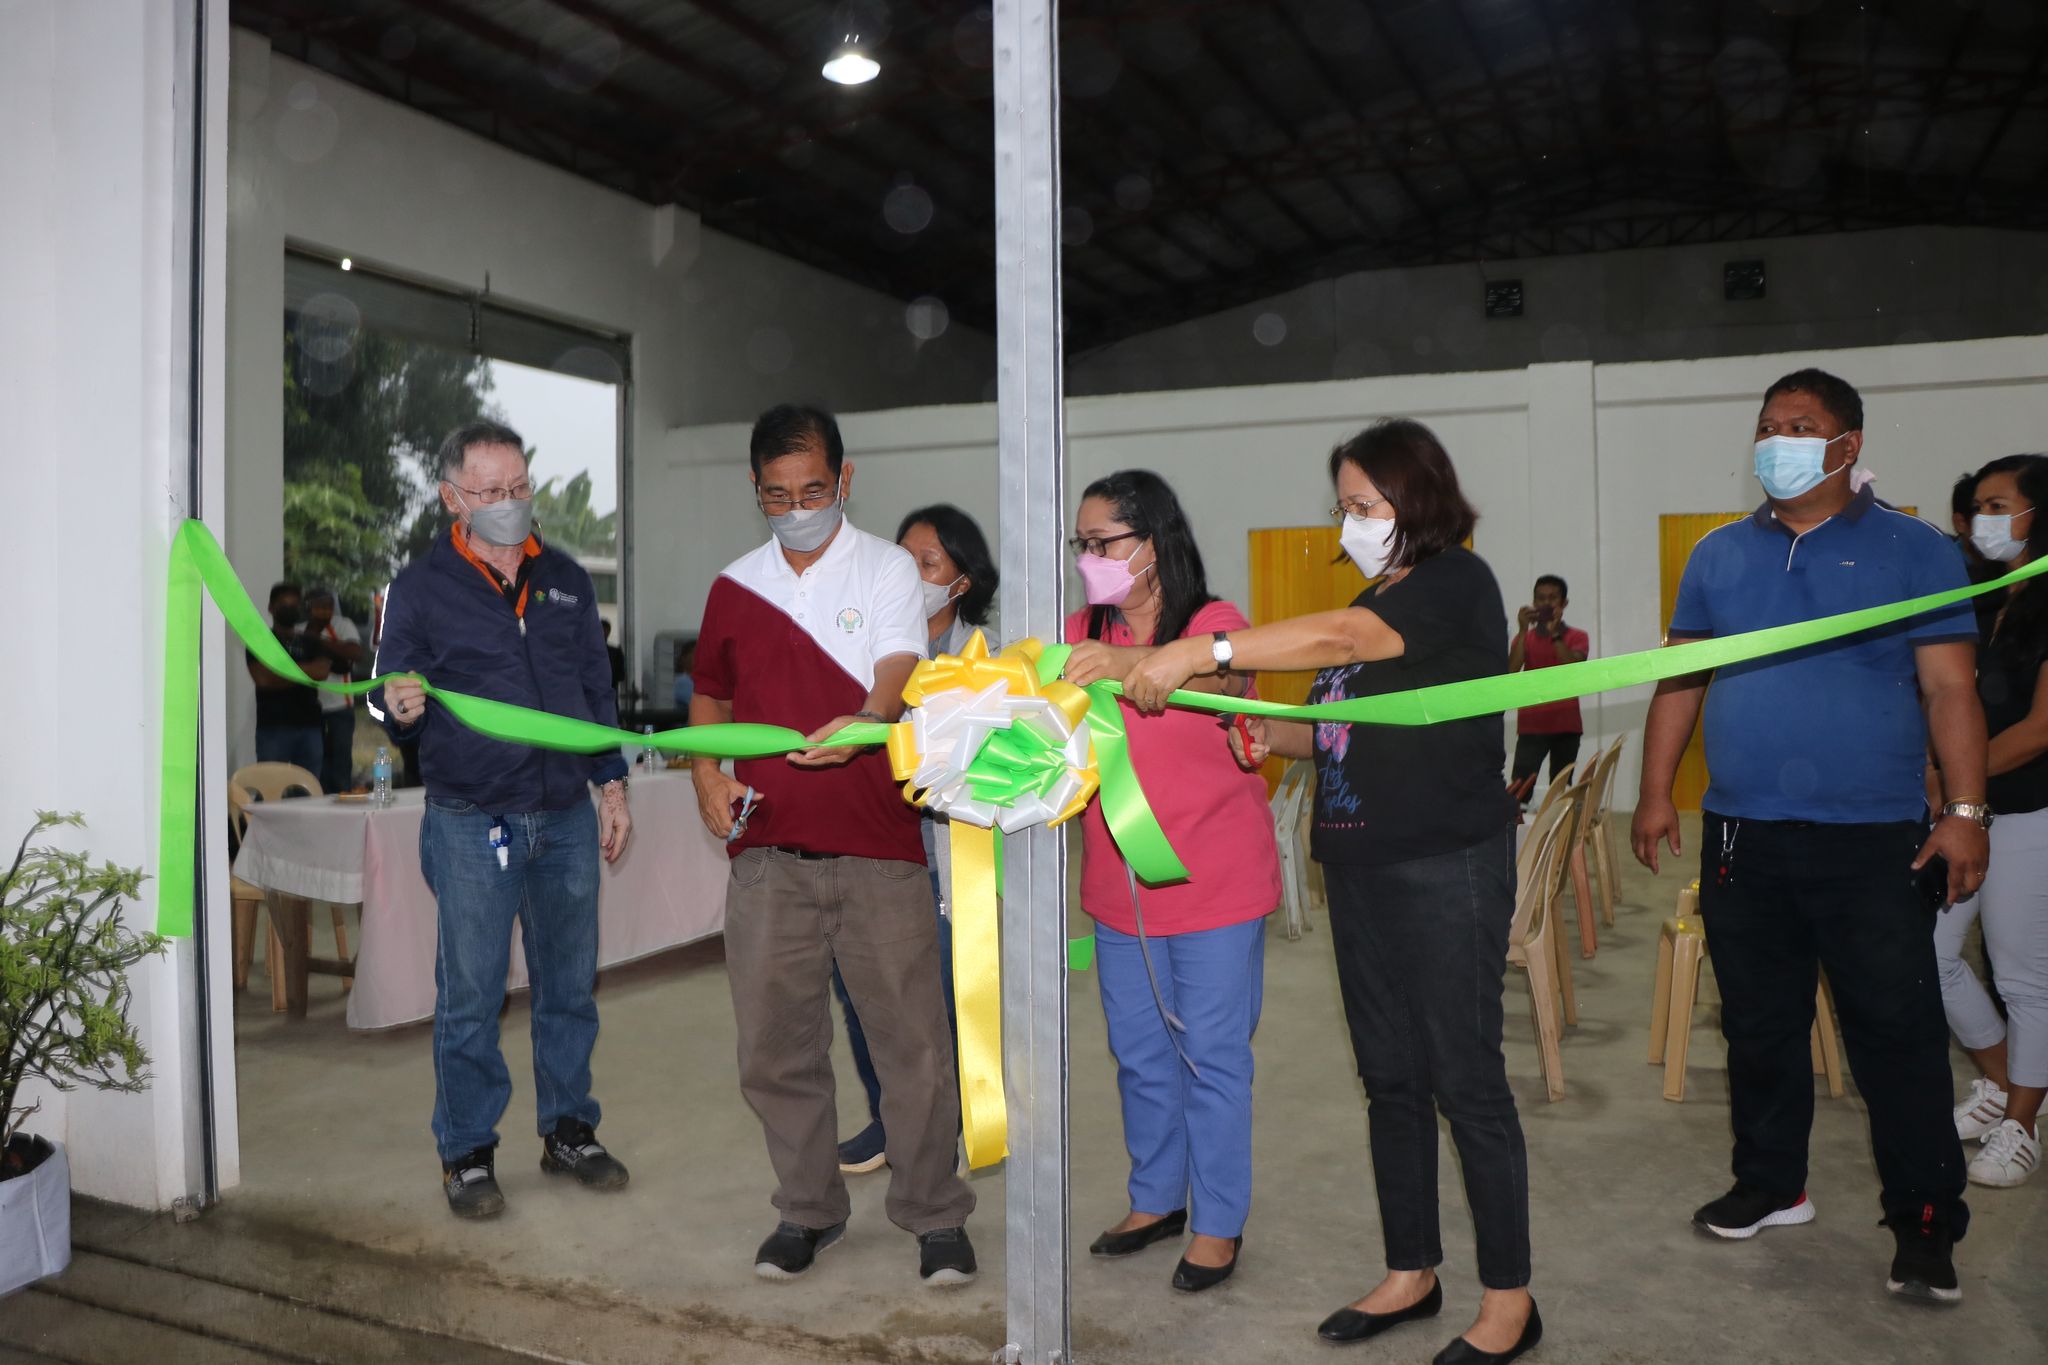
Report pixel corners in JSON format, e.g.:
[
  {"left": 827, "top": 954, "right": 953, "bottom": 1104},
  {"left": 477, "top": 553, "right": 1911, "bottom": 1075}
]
[
  {"left": 1536, "top": 605, "right": 1557, "bottom": 623},
  {"left": 1911, "top": 853, "right": 1950, "bottom": 912}
]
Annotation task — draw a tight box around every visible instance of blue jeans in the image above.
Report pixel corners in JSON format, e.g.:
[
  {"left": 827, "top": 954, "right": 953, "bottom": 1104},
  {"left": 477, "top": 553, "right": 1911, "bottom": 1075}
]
[
  {"left": 255, "top": 723, "right": 322, "bottom": 780},
  {"left": 832, "top": 864, "right": 953, "bottom": 1127},
  {"left": 420, "top": 797, "right": 602, "bottom": 1164},
  {"left": 1096, "top": 916, "right": 1267, "bottom": 1239}
]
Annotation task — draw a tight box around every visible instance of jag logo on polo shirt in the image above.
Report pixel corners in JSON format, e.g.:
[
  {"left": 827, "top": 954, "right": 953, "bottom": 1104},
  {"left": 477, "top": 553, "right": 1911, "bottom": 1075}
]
[{"left": 836, "top": 606, "right": 864, "bottom": 633}]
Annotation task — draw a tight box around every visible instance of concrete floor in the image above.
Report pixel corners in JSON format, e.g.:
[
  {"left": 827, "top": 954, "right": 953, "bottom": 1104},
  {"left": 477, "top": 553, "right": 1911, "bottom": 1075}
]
[{"left": 42, "top": 815, "right": 2048, "bottom": 1362}]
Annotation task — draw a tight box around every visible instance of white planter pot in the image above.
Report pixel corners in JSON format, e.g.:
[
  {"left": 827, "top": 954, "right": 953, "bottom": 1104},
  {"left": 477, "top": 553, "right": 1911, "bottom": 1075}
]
[{"left": 0, "top": 1137, "right": 70, "bottom": 1297}]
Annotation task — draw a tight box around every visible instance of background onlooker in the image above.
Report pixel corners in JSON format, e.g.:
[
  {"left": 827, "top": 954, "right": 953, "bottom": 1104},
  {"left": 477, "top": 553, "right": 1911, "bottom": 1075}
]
[
  {"left": 247, "top": 581, "right": 329, "bottom": 777},
  {"left": 1507, "top": 574, "right": 1589, "bottom": 794},
  {"left": 1936, "top": 453, "right": 2048, "bottom": 1189},
  {"left": 302, "top": 588, "right": 364, "bottom": 794}
]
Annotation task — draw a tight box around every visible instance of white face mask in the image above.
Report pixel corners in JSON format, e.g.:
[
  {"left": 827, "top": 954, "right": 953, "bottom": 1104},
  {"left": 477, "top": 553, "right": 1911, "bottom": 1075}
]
[
  {"left": 920, "top": 574, "right": 965, "bottom": 619},
  {"left": 1971, "top": 507, "right": 2034, "bottom": 563},
  {"left": 1340, "top": 514, "right": 1398, "bottom": 578},
  {"left": 765, "top": 493, "right": 844, "bottom": 554}
]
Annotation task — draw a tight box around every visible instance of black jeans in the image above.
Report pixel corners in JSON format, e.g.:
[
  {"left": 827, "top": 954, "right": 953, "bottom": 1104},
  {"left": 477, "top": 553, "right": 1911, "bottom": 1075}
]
[
  {"left": 1325, "top": 827, "right": 1531, "bottom": 1290},
  {"left": 1510, "top": 732, "right": 1581, "bottom": 787},
  {"left": 1699, "top": 812, "right": 1969, "bottom": 1234}
]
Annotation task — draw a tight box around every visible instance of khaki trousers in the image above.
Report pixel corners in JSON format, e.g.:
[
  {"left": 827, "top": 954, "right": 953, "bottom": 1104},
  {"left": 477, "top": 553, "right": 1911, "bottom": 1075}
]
[{"left": 724, "top": 847, "right": 974, "bottom": 1234}]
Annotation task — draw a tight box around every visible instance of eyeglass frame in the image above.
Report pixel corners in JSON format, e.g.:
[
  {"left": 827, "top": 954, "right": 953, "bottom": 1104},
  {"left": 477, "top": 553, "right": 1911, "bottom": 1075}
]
[
  {"left": 1329, "top": 494, "right": 1392, "bottom": 522},
  {"left": 755, "top": 485, "right": 844, "bottom": 516},
  {"left": 446, "top": 478, "right": 536, "bottom": 505},
  {"left": 1066, "top": 529, "right": 1143, "bottom": 557}
]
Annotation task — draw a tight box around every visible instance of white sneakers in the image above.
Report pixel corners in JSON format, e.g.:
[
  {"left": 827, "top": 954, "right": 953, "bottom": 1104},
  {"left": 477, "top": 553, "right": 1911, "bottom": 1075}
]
[
  {"left": 1968, "top": 1119, "right": 2042, "bottom": 1188},
  {"left": 1954, "top": 1077, "right": 2008, "bottom": 1141}
]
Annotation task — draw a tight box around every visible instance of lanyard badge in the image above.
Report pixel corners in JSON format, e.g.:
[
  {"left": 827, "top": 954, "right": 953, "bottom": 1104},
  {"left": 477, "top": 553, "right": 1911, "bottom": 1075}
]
[{"left": 489, "top": 823, "right": 510, "bottom": 871}]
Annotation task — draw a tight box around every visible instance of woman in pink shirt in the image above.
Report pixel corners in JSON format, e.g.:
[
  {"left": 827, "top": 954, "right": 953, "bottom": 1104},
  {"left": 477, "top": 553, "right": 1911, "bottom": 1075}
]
[{"left": 1062, "top": 469, "right": 1283, "bottom": 1295}]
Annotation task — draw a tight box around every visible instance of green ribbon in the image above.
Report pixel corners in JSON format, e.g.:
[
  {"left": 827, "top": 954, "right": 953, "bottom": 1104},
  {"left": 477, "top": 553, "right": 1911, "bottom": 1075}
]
[
  {"left": 159, "top": 515, "right": 2048, "bottom": 938},
  {"left": 1107, "top": 554, "right": 2048, "bottom": 727}
]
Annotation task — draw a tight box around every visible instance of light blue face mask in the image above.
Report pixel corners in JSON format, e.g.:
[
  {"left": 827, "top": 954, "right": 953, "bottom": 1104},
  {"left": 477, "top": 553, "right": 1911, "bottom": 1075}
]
[{"left": 1753, "top": 432, "right": 1853, "bottom": 501}]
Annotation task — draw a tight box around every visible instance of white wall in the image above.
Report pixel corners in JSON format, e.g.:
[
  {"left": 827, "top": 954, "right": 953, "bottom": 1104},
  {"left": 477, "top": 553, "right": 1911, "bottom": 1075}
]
[
  {"left": 1069, "top": 226, "right": 2048, "bottom": 399},
  {"left": 1, "top": 0, "right": 228, "bottom": 1209},
  {"left": 662, "top": 332, "right": 2048, "bottom": 811},
  {"left": 225, "top": 28, "right": 993, "bottom": 763}
]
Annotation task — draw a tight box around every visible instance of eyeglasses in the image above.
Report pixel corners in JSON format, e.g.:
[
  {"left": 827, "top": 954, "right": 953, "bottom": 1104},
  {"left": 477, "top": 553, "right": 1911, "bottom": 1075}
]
[
  {"left": 757, "top": 488, "right": 841, "bottom": 515},
  {"left": 1329, "top": 495, "right": 1391, "bottom": 521},
  {"left": 448, "top": 480, "right": 534, "bottom": 505},
  {"left": 1067, "top": 530, "right": 1142, "bottom": 557}
]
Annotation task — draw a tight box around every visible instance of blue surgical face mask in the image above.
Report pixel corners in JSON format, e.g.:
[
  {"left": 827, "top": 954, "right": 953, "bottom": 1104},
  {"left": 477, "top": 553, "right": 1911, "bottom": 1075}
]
[
  {"left": 1971, "top": 507, "right": 2034, "bottom": 563},
  {"left": 1753, "top": 432, "right": 1854, "bottom": 501}
]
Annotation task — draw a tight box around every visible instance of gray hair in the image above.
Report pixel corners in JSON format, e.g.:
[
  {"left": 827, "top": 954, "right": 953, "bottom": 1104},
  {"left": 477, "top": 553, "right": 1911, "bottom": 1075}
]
[{"left": 437, "top": 419, "right": 526, "bottom": 482}]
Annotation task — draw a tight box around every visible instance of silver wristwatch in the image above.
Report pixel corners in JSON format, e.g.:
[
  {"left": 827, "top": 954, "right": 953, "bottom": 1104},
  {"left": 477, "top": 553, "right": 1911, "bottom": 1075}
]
[
  {"left": 1941, "top": 799, "right": 1994, "bottom": 829},
  {"left": 1211, "top": 632, "right": 1234, "bottom": 671}
]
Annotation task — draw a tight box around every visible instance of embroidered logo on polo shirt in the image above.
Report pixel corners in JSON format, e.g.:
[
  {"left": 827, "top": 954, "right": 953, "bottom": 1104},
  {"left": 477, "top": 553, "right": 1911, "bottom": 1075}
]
[
  {"left": 836, "top": 607, "right": 865, "bottom": 633},
  {"left": 547, "top": 588, "right": 580, "bottom": 605}
]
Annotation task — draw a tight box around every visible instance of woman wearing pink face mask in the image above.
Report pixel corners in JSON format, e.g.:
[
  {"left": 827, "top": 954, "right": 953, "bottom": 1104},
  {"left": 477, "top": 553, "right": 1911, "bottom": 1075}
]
[{"left": 1061, "top": 470, "right": 1283, "bottom": 1296}]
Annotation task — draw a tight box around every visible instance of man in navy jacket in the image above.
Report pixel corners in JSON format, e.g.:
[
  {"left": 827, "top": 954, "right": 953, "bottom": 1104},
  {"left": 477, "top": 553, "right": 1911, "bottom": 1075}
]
[{"left": 373, "top": 419, "right": 633, "bottom": 1220}]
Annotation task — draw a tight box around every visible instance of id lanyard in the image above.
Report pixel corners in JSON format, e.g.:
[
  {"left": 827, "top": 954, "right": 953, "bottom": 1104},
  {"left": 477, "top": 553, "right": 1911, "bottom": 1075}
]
[{"left": 489, "top": 822, "right": 511, "bottom": 871}]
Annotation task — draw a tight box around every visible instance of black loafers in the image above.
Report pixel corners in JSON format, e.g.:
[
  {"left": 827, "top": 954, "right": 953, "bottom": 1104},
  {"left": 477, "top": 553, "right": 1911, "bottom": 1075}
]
[
  {"left": 1317, "top": 1278, "right": 1444, "bottom": 1343},
  {"left": 1089, "top": 1209, "right": 1187, "bottom": 1257},
  {"left": 1170, "top": 1236, "right": 1242, "bottom": 1293},
  {"left": 1432, "top": 1302, "right": 1542, "bottom": 1365}
]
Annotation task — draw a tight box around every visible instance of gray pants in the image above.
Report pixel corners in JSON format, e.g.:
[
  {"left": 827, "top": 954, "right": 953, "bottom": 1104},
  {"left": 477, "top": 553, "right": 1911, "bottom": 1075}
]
[
  {"left": 724, "top": 848, "right": 974, "bottom": 1234},
  {"left": 1934, "top": 806, "right": 2048, "bottom": 1089}
]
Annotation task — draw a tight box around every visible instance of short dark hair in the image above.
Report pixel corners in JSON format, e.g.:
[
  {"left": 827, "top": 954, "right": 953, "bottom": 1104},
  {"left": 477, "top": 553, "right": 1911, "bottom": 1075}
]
[
  {"left": 438, "top": 419, "right": 526, "bottom": 482},
  {"left": 268, "top": 581, "right": 302, "bottom": 606},
  {"left": 1327, "top": 419, "right": 1478, "bottom": 571},
  {"left": 304, "top": 587, "right": 336, "bottom": 606},
  {"left": 896, "top": 503, "right": 1000, "bottom": 627},
  {"left": 1761, "top": 368, "right": 1863, "bottom": 433},
  {"left": 1535, "top": 574, "right": 1568, "bottom": 599},
  {"left": 1952, "top": 470, "right": 1981, "bottom": 521},
  {"left": 1079, "top": 470, "right": 1216, "bottom": 647},
  {"left": 750, "top": 404, "right": 844, "bottom": 477}
]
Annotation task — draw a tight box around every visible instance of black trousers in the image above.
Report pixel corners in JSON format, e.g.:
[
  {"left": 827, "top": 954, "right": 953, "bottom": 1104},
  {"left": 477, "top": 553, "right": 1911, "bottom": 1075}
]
[
  {"left": 1699, "top": 812, "right": 1969, "bottom": 1234},
  {"left": 1325, "top": 827, "right": 1531, "bottom": 1289},
  {"left": 1510, "top": 731, "right": 1581, "bottom": 787}
]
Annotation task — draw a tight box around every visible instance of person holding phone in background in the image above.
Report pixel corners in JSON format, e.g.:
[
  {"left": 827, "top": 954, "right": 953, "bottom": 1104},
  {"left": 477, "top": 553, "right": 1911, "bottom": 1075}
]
[{"left": 1507, "top": 575, "right": 1588, "bottom": 795}]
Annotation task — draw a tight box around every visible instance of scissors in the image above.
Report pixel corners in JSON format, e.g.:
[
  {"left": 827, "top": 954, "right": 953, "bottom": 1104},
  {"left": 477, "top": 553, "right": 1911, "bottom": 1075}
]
[
  {"left": 726, "top": 786, "right": 760, "bottom": 844},
  {"left": 1227, "top": 713, "right": 1258, "bottom": 761}
]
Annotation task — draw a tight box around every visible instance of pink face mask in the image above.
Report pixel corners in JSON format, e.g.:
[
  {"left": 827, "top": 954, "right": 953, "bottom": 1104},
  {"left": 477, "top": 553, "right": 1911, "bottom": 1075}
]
[{"left": 1077, "top": 545, "right": 1153, "bottom": 606}]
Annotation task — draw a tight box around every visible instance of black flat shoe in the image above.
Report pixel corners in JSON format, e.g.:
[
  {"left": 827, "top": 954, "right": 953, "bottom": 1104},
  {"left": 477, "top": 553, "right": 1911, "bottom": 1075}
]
[
  {"left": 1170, "top": 1236, "right": 1241, "bottom": 1293},
  {"left": 1317, "top": 1278, "right": 1443, "bottom": 1343},
  {"left": 1089, "top": 1209, "right": 1188, "bottom": 1257},
  {"left": 1431, "top": 1302, "right": 1542, "bottom": 1365}
]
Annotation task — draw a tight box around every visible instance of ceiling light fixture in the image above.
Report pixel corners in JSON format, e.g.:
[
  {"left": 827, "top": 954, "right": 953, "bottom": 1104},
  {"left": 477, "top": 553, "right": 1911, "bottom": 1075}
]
[
  {"left": 822, "top": 35, "right": 879, "bottom": 85},
  {"left": 339, "top": 257, "right": 353, "bottom": 271}
]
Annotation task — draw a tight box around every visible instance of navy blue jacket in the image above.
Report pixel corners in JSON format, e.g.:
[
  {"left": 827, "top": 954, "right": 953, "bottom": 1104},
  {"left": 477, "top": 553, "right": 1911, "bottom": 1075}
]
[{"left": 370, "top": 531, "right": 628, "bottom": 812}]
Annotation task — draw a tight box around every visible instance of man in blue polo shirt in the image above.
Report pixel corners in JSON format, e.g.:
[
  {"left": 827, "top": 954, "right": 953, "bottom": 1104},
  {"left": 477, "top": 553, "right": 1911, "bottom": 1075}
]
[{"left": 1633, "top": 368, "right": 1989, "bottom": 1305}]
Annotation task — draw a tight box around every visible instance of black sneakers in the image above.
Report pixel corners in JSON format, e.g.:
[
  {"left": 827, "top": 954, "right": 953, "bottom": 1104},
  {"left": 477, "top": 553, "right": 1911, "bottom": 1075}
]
[
  {"left": 917, "top": 1227, "right": 978, "bottom": 1286},
  {"left": 442, "top": 1146, "right": 505, "bottom": 1220},
  {"left": 1692, "top": 1183, "right": 1816, "bottom": 1239},
  {"left": 540, "top": 1118, "right": 630, "bottom": 1190},
  {"left": 755, "top": 1220, "right": 846, "bottom": 1280},
  {"left": 1883, "top": 1204, "right": 1962, "bottom": 1306}
]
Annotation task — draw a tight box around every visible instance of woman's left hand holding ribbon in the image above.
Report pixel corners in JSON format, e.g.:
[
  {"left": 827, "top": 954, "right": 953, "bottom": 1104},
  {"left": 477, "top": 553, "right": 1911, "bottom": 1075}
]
[
  {"left": 1063, "top": 640, "right": 1151, "bottom": 689},
  {"left": 1122, "top": 636, "right": 1210, "bottom": 713}
]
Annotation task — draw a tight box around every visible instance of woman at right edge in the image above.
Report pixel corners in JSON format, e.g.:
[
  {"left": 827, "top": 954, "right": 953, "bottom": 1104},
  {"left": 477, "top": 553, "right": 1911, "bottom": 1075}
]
[{"left": 1118, "top": 418, "right": 1537, "bottom": 1364}]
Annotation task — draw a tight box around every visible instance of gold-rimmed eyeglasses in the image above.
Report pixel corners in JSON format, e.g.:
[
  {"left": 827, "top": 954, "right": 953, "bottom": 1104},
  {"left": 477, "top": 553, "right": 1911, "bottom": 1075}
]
[
  {"left": 1329, "top": 494, "right": 1390, "bottom": 522},
  {"left": 449, "top": 480, "right": 535, "bottom": 505}
]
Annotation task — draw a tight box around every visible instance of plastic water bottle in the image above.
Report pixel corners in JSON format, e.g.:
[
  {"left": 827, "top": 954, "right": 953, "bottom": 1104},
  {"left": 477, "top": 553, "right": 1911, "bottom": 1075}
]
[
  {"left": 372, "top": 746, "right": 392, "bottom": 807},
  {"left": 640, "top": 724, "right": 657, "bottom": 771}
]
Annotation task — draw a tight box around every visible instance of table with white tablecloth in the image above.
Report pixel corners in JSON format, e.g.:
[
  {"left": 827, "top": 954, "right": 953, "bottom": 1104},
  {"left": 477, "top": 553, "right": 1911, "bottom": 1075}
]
[{"left": 232, "top": 771, "right": 729, "bottom": 1029}]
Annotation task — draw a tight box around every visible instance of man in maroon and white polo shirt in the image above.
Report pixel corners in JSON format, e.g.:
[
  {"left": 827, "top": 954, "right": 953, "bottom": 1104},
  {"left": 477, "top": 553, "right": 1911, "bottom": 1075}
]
[{"left": 688, "top": 405, "right": 977, "bottom": 1287}]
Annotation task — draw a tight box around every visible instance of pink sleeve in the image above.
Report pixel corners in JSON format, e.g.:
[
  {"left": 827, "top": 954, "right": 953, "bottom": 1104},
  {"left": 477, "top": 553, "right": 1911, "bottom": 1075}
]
[{"left": 1184, "top": 600, "right": 1252, "bottom": 637}]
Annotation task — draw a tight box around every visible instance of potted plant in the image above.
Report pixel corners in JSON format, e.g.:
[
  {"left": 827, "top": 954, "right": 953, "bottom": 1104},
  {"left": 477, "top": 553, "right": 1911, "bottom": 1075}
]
[{"left": 0, "top": 812, "right": 164, "bottom": 1296}]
